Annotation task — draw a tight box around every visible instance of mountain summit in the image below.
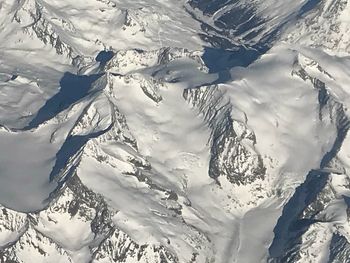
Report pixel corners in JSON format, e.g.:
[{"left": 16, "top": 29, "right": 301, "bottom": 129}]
[{"left": 0, "top": 0, "right": 350, "bottom": 262}]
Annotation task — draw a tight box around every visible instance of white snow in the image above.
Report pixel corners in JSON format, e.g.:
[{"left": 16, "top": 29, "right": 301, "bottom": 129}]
[{"left": 1, "top": 0, "right": 350, "bottom": 262}]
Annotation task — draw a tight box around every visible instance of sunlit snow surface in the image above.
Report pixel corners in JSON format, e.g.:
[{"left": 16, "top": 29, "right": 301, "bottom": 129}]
[{"left": 1, "top": 0, "right": 350, "bottom": 262}]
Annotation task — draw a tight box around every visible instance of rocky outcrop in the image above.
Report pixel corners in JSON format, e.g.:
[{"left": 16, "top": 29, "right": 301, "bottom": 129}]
[
  {"left": 184, "top": 85, "right": 266, "bottom": 185},
  {"left": 13, "top": 0, "right": 86, "bottom": 66},
  {"left": 269, "top": 53, "right": 350, "bottom": 262},
  {"left": 285, "top": 0, "right": 350, "bottom": 53},
  {"left": 0, "top": 173, "right": 178, "bottom": 263},
  {"left": 104, "top": 47, "right": 207, "bottom": 75},
  {"left": 328, "top": 233, "right": 350, "bottom": 262}
]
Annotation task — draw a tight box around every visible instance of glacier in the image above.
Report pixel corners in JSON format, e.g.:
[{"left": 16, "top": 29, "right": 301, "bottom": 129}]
[{"left": 0, "top": 0, "right": 350, "bottom": 262}]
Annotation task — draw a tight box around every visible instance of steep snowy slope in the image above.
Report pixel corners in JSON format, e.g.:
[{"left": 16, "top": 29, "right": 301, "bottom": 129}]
[
  {"left": 286, "top": 0, "right": 350, "bottom": 53},
  {"left": 186, "top": 0, "right": 312, "bottom": 47},
  {"left": 1, "top": 0, "right": 350, "bottom": 262}
]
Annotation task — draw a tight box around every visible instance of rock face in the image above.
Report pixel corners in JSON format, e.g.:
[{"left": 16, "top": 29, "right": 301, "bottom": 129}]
[
  {"left": 186, "top": 0, "right": 317, "bottom": 49},
  {"left": 13, "top": 0, "right": 85, "bottom": 66},
  {"left": 285, "top": 0, "right": 350, "bottom": 53},
  {"left": 1, "top": 0, "right": 350, "bottom": 262},
  {"left": 184, "top": 85, "right": 266, "bottom": 185},
  {"left": 268, "top": 52, "right": 350, "bottom": 263},
  {"left": 0, "top": 175, "right": 178, "bottom": 263}
]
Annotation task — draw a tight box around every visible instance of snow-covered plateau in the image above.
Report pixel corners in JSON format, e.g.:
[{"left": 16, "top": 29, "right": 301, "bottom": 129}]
[{"left": 0, "top": 0, "right": 350, "bottom": 262}]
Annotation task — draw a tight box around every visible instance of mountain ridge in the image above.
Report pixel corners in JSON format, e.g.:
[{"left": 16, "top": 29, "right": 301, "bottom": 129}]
[{"left": 1, "top": 0, "right": 350, "bottom": 262}]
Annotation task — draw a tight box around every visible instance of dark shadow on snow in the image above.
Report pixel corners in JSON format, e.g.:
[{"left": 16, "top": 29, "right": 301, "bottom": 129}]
[
  {"left": 269, "top": 93, "right": 350, "bottom": 260},
  {"left": 298, "top": 0, "right": 322, "bottom": 18},
  {"left": 191, "top": 0, "right": 323, "bottom": 86},
  {"left": 96, "top": 50, "right": 114, "bottom": 66},
  {"left": 268, "top": 169, "right": 329, "bottom": 260},
  {"left": 26, "top": 72, "right": 102, "bottom": 129},
  {"left": 201, "top": 45, "right": 266, "bottom": 84},
  {"left": 202, "top": 46, "right": 263, "bottom": 73},
  {"left": 49, "top": 123, "right": 113, "bottom": 183}
]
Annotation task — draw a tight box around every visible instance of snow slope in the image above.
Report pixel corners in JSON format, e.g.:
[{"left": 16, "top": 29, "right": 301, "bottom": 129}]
[{"left": 1, "top": 0, "right": 350, "bottom": 262}]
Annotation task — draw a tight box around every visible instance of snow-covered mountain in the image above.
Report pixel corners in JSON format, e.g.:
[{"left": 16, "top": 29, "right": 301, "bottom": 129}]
[{"left": 0, "top": 0, "right": 350, "bottom": 262}]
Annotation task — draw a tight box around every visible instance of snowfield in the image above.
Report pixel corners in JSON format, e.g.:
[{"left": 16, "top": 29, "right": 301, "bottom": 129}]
[{"left": 1, "top": 0, "right": 350, "bottom": 262}]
